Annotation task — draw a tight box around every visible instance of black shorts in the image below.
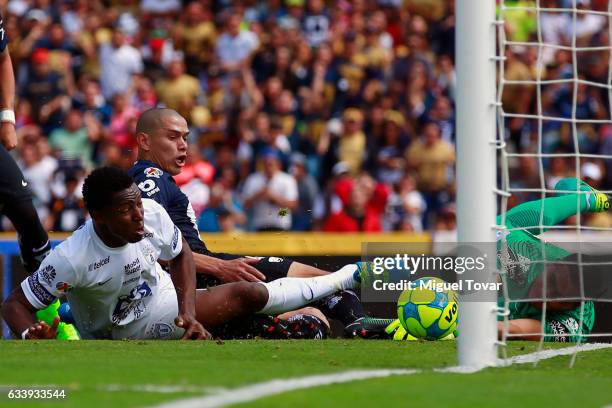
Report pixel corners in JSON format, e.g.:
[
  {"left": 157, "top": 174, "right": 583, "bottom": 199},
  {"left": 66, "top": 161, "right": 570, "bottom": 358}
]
[
  {"left": 193, "top": 249, "right": 294, "bottom": 288},
  {"left": 0, "top": 145, "right": 33, "bottom": 206},
  {"left": 210, "top": 252, "right": 293, "bottom": 282}
]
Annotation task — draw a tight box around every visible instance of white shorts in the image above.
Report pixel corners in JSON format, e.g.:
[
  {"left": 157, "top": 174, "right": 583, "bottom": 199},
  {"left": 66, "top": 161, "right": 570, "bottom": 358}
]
[{"left": 111, "top": 272, "right": 185, "bottom": 340}]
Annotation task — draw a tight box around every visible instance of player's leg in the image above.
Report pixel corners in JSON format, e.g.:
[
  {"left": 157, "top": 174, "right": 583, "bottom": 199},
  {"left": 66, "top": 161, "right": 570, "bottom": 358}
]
[
  {"left": 194, "top": 264, "right": 359, "bottom": 327},
  {"left": 0, "top": 145, "right": 50, "bottom": 273},
  {"left": 502, "top": 193, "right": 606, "bottom": 235},
  {"left": 210, "top": 252, "right": 368, "bottom": 328}
]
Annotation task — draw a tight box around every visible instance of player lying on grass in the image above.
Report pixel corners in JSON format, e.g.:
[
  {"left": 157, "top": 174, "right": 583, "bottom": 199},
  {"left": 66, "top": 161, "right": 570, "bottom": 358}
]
[
  {"left": 494, "top": 177, "right": 609, "bottom": 342},
  {"left": 371, "top": 178, "right": 609, "bottom": 342},
  {"left": 1, "top": 167, "right": 361, "bottom": 340},
  {"left": 128, "top": 108, "right": 373, "bottom": 338}
]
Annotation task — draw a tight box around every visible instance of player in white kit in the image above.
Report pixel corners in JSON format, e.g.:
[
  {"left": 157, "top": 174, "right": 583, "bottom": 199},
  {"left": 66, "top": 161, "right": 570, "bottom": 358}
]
[{"left": 2, "top": 167, "right": 361, "bottom": 340}]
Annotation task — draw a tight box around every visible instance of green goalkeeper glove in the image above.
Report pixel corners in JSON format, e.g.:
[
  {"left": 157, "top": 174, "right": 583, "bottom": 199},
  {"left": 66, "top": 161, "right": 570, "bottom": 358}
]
[
  {"left": 36, "top": 300, "right": 80, "bottom": 340},
  {"left": 384, "top": 319, "right": 458, "bottom": 341}
]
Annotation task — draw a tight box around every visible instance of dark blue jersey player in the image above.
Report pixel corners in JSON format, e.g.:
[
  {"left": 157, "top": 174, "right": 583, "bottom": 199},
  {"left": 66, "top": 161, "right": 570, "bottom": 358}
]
[{"left": 129, "top": 108, "right": 374, "bottom": 336}]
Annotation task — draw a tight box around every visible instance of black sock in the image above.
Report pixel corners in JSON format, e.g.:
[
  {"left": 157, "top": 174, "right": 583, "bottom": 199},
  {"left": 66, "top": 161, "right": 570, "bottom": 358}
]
[{"left": 317, "top": 290, "right": 366, "bottom": 326}]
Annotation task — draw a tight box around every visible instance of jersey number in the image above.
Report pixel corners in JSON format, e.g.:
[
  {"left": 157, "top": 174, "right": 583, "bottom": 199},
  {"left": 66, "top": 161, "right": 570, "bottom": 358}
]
[{"left": 138, "top": 180, "right": 156, "bottom": 192}]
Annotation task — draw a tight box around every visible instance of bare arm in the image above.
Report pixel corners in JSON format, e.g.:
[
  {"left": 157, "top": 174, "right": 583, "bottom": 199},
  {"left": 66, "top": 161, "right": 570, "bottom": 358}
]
[
  {"left": 169, "top": 237, "right": 210, "bottom": 340},
  {"left": 1, "top": 287, "right": 39, "bottom": 336},
  {"left": 0, "top": 48, "right": 17, "bottom": 150},
  {"left": 192, "top": 251, "right": 265, "bottom": 283},
  {"left": 498, "top": 319, "right": 543, "bottom": 341}
]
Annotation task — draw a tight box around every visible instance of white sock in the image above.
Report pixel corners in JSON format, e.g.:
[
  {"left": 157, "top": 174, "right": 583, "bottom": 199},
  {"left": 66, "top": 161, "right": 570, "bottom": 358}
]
[{"left": 258, "top": 264, "right": 359, "bottom": 315}]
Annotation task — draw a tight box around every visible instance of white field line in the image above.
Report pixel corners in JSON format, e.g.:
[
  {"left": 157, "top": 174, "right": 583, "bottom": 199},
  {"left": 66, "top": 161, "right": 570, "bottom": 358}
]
[
  {"left": 146, "top": 343, "right": 612, "bottom": 408},
  {"left": 436, "top": 342, "right": 612, "bottom": 373},
  {"left": 147, "top": 369, "right": 418, "bottom": 408}
]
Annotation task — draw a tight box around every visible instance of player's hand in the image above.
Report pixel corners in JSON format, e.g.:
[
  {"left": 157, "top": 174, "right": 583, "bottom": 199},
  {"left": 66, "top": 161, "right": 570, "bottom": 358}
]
[
  {"left": 0, "top": 122, "right": 18, "bottom": 151},
  {"left": 24, "top": 316, "right": 60, "bottom": 339},
  {"left": 175, "top": 314, "right": 211, "bottom": 340},
  {"left": 220, "top": 258, "right": 266, "bottom": 283}
]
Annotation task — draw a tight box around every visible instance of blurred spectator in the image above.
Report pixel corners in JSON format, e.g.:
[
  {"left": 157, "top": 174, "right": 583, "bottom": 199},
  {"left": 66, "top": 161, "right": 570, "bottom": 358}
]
[
  {"left": 19, "top": 48, "right": 69, "bottom": 132},
  {"left": 216, "top": 12, "right": 259, "bottom": 74},
  {"left": 323, "top": 172, "right": 389, "bottom": 232},
  {"left": 320, "top": 108, "right": 367, "bottom": 180},
  {"left": 406, "top": 121, "right": 455, "bottom": 228},
  {"left": 49, "top": 108, "right": 102, "bottom": 169},
  {"left": 198, "top": 181, "right": 246, "bottom": 233},
  {"left": 47, "top": 168, "right": 87, "bottom": 232},
  {"left": 290, "top": 153, "right": 319, "bottom": 231},
  {"left": 242, "top": 148, "right": 297, "bottom": 231},
  {"left": 155, "top": 57, "right": 201, "bottom": 120},
  {"left": 99, "top": 27, "right": 143, "bottom": 99},
  {"left": 17, "top": 127, "right": 58, "bottom": 223},
  {"left": 173, "top": 2, "right": 216, "bottom": 75}
]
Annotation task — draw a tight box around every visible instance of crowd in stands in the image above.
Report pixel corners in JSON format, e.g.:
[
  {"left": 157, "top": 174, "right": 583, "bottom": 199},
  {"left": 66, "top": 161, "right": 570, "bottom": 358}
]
[{"left": 4, "top": 0, "right": 612, "bottom": 234}]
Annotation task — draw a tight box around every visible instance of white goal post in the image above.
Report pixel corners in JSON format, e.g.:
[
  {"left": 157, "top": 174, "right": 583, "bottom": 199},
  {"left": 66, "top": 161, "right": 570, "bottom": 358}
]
[{"left": 456, "top": 0, "right": 499, "bottom": 368}]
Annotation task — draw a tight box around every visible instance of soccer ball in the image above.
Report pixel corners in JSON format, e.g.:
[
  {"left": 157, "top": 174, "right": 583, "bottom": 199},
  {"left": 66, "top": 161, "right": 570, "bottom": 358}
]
[{"left": 397, "top": 277, "right": 458, "bottom": 340}]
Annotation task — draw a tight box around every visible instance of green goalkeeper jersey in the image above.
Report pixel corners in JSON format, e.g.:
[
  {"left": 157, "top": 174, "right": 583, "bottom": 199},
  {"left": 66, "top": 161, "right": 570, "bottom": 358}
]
[{"left": 495, "top": 191, "right": 596, "bottom": 340}]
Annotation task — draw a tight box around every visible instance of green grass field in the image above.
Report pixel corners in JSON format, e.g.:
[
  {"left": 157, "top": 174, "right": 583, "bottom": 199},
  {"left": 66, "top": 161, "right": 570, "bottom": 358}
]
[{"left": 1, "top": 340, "right": 611, "bottom": 408}]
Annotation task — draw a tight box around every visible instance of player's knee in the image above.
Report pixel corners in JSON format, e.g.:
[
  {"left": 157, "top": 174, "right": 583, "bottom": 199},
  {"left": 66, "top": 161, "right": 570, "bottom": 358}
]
[{"left": 232, "top": 282, "right": 268, "bottom": 310}]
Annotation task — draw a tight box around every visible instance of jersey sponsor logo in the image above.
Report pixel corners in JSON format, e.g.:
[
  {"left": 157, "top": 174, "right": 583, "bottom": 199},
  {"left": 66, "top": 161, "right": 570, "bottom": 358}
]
[
  {"left": 138, "top": 179, "right": 160, "bottom": 197},
  {"left": 27, "top": 274, "right": 55, "bottom": 306},
  {"left": 562, "top": 317, "right": 580, "bottom": 335},
  {"left": 549, "top": 320, "right": 568, "bottom": 342},
  {"left": 172, "top": 226, "right": 179, "bottom": 251},
  {"left": 144, "top": 167, "right": 163, "bottom": 178},
  {"left": 124, "top": 258, "right": 141, "bottom": 276},
  {"left": 142, "top": 244, "right": 156, "bottom": 264},
  {"left": 39, "top": 265, "right": 56, "bottom": 286},
  {"left": 56, "top": 281, "right": 72, "bottom": 293},
  {"left": 267, "top": 257, "right": 284, "bottom": 263},
  {"left": 148, "top": 322, "right": 174, "bottom": 339},
  {"left": 88, "top": 256, "right": 111, "bottom": 272},
  {"left": 112, "top": 282, "right": 152, "bottom": 325},
  {"left": 143, "top": 232, "right": 153, "bottom": 238}
]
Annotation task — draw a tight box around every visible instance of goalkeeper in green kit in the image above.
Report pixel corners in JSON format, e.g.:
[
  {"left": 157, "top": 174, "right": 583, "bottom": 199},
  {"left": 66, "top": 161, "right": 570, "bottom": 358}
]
[
  {"left": 384, "top": 177, "right": 607, "bottom": 342},
  {"left": 495, "top": 177, "right": 608, "bottom": 342}
]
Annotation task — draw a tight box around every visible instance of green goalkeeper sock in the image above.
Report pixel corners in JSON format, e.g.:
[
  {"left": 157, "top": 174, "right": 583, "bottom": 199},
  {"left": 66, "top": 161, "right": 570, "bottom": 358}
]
[
  {"left": 36, "top": 300, "right": 80, "bottom": 340},
  {"left": 503, "top": 194, "right": 589, "bottom": 233},
  {"left": 554, "top": 177, "right": 610, "bottom": 212}
]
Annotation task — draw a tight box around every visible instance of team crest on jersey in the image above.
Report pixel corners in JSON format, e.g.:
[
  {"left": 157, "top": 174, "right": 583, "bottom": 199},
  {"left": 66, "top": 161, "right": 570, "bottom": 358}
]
[
  {"left": 144, "top": 167, "right": 163, "bottom": 178},
  {"left": 56, "top": 281, "right": 72, "bottom": 293},
  {"left": 142, "top": 244, "right": 156, "bottom": 264}
]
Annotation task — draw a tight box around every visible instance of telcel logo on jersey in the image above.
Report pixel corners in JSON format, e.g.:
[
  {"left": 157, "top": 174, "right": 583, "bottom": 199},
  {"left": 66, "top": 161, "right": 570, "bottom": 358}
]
[
  {"left": 88, "top": 256, "right": 110, "bottom": 272},
  {"left": 144, "top": 167, "right": 163, "bottom": 178}
]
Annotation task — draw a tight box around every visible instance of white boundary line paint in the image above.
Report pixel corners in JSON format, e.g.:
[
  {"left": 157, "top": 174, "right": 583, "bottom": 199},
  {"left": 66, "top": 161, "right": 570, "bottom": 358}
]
[
  {"left": 147, "top": 369, "right": 418, "bottom": 408},
  {"left": 146, "top": 343, "right": 612, "bottom": 408},
  {"left": 101, "top": 384, "right": 228, "bottom": 394},
  {"left": 437, "top": 342, "right": 612, "bottom": 373}
]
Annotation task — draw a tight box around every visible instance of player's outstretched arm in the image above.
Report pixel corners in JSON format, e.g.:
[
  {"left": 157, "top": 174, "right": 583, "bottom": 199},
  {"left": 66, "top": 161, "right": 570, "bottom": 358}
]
[
  {"left": 169, "top": 237, "right": 211, "bottom": 340},
  {"left": 1, "top": 287, "right": 57, "bottom": 339},
  {"left": 497, "top": 319, "right": 542, "bottom": 341},
  {"left": 193, "top": 252, "right": 266, "bottom": 283}
]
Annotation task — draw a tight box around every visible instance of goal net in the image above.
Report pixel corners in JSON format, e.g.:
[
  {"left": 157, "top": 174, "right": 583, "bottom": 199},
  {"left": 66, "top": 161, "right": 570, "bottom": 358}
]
[{"left": 457, "top": 0, "right": 612, "bottom": 367}]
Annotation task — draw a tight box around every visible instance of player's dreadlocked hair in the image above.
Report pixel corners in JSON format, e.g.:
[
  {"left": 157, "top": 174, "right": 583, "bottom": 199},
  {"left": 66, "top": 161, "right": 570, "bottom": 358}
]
[{"left": 82, "top": 166, "right": 135, "bottom": 212}]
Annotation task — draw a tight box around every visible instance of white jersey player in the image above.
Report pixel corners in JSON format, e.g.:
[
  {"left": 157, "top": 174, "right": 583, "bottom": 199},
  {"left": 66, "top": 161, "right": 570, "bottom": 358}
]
[
  {"left": 21, "top": 198, "right": 183, "bottom": 339},
  {"left": 2, "top": 167, "right": 362, "bottom": 341}
]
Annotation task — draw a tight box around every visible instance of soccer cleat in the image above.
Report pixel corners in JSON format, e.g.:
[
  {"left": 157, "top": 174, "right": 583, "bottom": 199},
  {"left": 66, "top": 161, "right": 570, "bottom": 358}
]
[
  {"left": 353, "top": 261, "right": 390, "bottom": 287},
  {"left": 554, "top": 178, "right": 610, "bottom": 212},
  {"left": 344, "top": 316, "right": 396, "bottom": 339},
  {"left": 286, "top": 314, "right": 329, "bottom": 339},
  {"left": 257, "top": 316, "right": 292, "bottom": 339}
]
